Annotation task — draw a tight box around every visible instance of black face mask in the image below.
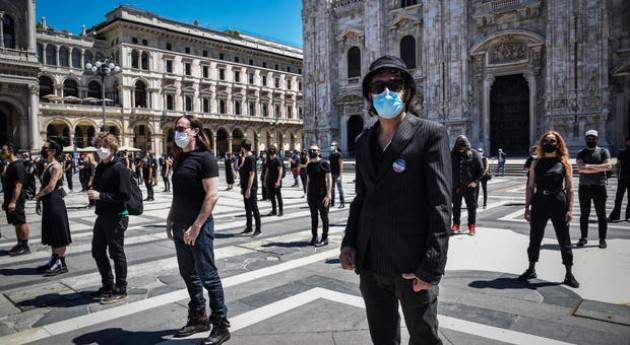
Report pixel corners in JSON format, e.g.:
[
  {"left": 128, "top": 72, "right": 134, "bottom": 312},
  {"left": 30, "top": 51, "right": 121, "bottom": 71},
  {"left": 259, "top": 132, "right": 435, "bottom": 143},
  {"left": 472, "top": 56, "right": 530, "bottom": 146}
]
[
  {"left": 268, "top": 149, "right": 277, "bottom": 156},
  {"left": 586, "top": 140, "right": 598, "bottom": 149},
  {"left": 41, "top": 149, "right": 49, "bottom": 159},
  {"left": 542, "top": 143, "right": 558, "bottom": 153},
  {"left": 308, "top": 150, "right": 318, "bottom": 159}
]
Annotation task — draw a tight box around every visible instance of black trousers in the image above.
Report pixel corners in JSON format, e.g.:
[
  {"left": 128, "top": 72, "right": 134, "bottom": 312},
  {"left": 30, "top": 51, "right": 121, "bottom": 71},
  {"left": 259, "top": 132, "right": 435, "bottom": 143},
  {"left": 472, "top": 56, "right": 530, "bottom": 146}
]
[
  {"left": 79, "top": 171, "right": 87, "bottom": 191},
  {"left": 609, "top": 178, "right": 630, "bottom": 220},
  {"left": 243, "top": 192, "right": 261, "bottom": 232},
  {"left": 360, "top": 270, "right": 442, "bottom": 345},
  {"left": 65, "top": 171, "right": 73, "bottom": 191},
  {"left": 452, "top": 186, "right": 479, "bottom": 225},
  {"left": 162, "top": 175, "right": 170, "bottom": 192},
  {"left": 144, "top": 178, "right": 154, "bottom": 200},
  {"left": 299, "top": 170, "right": 307, "bottom": 194},
  {"left": 267, "top": 185, "right": 283, "bottom": 214},
  {"left": 528, "top": 193, "right": 573, "bottom": 265},
  {"left": 578, "top": 185, "right": 607, "bottom": 240},
  {"left": 480, "top": 178, "right": 488, "bottom": 207},
  {"left": 92, "top": 215, "right": 129, "bottom": 290},
  {"left": 308, "top": 197, "right": 329, "bottom": 239}
]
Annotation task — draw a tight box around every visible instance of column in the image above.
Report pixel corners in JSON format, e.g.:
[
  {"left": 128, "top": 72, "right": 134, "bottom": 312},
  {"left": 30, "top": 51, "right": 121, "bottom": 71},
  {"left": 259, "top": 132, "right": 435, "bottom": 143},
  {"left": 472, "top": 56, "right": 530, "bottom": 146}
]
[
  {"left": 525, "top": 73, "right": 536, "bottom": 147},
  {"left": 80, "top": 49, "right": 85, "bottom": 69},
  {"left": 212, "top": 133, "right": 217, "bottom": 153},
  {"left": 0, "top": 13, "right": 4, "bottom": 48},
  {"left": 42, "top": 43, "right": 47, "bottom": 65},
  {"left": 339, "top": 113, "right": 348, "bottom": 154},
  {"left": 29, "top": 85, "right": 40, "bottom": 149},
  {"left": 227, "top": 135, "right": 233, "bottom": 154},
  {"left": 482, "top": 75, "right": 494, "bottom": 151},
  {"left": 28, "top": 1, "right": 37, "bottom": 52},
  {"left": 55, "top": 45, "right": 60, "bottom": 66}
]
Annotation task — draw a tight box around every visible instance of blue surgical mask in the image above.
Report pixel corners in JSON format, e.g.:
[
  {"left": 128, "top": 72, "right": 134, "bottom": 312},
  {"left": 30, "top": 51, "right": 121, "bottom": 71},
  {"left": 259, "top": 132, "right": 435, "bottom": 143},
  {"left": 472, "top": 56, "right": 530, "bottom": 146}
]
[
  {"left": 373, "top": 89, "right": 404, "bottom": 119},
  {"left": 174, "top": 131, "right": 190, "bottom": 149}
]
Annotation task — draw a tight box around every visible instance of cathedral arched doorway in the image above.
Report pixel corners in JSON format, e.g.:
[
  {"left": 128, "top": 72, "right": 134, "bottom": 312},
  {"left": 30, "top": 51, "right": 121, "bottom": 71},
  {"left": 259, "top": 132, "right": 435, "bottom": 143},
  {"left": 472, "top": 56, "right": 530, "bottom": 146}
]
[
  {"left": 490, "top": 74, "right": 529, "bottom": 156},
  {"left": 216, "top": 128, "right": 229, "bottom": 158},
  {"left": 0, "top": 111, "right": 8, "bottom": 145},
  {"left": 347, "top": 115, "right": 364, "bottom": 156}
]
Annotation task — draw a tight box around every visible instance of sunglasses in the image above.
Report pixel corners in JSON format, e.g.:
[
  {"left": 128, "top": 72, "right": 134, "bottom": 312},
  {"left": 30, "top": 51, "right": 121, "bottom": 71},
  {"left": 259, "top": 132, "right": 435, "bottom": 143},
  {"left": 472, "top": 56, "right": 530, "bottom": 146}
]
[
  {"left": 368, "top": 79, "right": 404, "bottom": 94},
  {"left": 175, "top": 126, "right": 190, "bottom": 132}
]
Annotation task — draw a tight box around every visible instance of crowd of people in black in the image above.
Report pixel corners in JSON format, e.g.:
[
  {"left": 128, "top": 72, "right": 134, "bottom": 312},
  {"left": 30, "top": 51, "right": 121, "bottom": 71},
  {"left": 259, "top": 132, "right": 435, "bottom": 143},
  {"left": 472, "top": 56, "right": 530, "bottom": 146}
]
[{"left": 1, "top": 54, "right": 630, "bottom": 345}]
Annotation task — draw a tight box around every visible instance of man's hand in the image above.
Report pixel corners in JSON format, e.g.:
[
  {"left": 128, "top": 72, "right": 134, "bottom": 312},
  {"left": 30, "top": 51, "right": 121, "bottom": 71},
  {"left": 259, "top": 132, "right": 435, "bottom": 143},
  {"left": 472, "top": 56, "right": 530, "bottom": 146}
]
[
  {"left": 323, "top": 194, "right": 331, "bottom": 207},
  {"left": 36, "top": 201, "right": 42, "bottom": 215},
  {"left": 401, "top": 273, "right": 432, "bottom": 292},
  {"left": 468, "top": 181, "right": 477, "bottom": 188},
  {"left": 183, "top": 223, "right": 201, "bottom": 246},
  {"left": 166, "top": 222, "right": 174, "bottom": 241},
  {"left": 524, "top": 208, "right": 531, "bottom": 222},
  {"left": 566, "top": 211, "right": 573, "bottom": 223},
  {"left": 7, "top": 202, "right": 16, "bottom": 213},
  {"left": 275, "top": 181, "right": 280, "bottom": 188},
  {"left": 245, "top": 189, "right": 251, "bottom": 199},
  {"left": 340, "top": 246, "right": 356, "bottom": 270},
  {"left": 87, "top": 190, "right": 100, "bottom": 200}
]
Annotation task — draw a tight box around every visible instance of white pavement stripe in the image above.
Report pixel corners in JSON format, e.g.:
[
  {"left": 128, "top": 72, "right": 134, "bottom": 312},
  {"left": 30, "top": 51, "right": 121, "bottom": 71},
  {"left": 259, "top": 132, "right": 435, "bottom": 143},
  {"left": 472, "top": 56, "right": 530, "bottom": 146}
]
[
  {"left": 157, "top": 287, "right": 575, "bottom": 345},
  {"left": 499, "top": 208, "right": 630, "bottom": 229},
  {"left": 0, "top": 207, "right": 348, "bottom": 265},
  {"left": 0, "top": 249, "right": 340, "bottom": 345}
]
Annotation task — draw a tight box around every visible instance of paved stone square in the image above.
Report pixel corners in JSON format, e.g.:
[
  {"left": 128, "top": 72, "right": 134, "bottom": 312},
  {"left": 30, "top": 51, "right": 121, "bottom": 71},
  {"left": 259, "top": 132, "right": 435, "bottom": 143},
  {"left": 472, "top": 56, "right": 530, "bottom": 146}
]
[{"left": 0, "top": 172, "right": 629, "bottom": 345}]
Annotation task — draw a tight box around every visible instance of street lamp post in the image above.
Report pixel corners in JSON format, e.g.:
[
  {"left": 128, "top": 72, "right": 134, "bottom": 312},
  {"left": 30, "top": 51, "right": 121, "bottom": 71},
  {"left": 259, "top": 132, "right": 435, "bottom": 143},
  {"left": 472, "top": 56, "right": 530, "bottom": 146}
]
[{"left": 85, "top": 57, "right": 120, "bottom": 132}]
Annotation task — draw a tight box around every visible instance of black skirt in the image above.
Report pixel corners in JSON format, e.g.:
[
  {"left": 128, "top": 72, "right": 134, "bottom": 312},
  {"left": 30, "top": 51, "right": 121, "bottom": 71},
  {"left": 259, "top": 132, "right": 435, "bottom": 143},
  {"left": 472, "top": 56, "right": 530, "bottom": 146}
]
[{"left": 41, "top": 189, "right": 72, "bottom": 247}]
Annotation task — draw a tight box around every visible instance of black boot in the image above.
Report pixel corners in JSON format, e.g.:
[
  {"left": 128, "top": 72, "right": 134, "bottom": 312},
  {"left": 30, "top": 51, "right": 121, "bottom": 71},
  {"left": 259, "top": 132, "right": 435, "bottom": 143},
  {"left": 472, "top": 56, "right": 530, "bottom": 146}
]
[
  {"left": 517, "top": 268, "right": 537, "bottom": 281},
  {"left": 174, "top": 307, "right": 210, "bottom": 338},
  {"left": 202, "top": 315, "right": 231, "bottom": 345}
]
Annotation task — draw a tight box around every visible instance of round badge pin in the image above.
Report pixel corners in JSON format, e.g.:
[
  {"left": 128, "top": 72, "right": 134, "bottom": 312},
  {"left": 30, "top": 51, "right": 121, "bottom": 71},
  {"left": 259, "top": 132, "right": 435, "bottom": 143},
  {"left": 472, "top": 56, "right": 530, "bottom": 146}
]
[{"left": 393, "top": 159, "right": 406, "bottom": 173}]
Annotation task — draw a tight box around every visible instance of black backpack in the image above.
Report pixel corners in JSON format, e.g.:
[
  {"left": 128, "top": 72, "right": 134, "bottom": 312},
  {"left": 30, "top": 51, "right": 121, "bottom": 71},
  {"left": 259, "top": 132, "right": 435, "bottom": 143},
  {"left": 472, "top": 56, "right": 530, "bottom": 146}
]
[{"left": 126, "top": 165, "right": 144, "bottom": 216}]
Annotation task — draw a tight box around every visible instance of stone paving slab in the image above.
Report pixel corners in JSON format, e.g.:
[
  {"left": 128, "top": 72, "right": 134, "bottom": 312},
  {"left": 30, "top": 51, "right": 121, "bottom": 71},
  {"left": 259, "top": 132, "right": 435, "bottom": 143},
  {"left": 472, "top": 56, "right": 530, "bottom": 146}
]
[{"left": 574, "top": 299, "right": 630, "bottom": 326}]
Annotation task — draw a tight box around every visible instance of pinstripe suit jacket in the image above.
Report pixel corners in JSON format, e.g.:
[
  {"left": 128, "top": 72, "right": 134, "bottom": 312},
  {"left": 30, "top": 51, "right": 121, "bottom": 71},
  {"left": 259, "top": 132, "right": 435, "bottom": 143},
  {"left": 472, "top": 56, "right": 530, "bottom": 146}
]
[{"left": 342, "top": 114, "right": 452, "bottom": 284}]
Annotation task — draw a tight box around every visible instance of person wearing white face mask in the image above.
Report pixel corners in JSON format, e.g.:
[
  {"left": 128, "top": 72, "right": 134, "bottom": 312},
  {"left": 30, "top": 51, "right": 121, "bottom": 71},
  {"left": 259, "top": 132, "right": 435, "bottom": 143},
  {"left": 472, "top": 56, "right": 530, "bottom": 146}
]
[
  {"left": 88, "top": 133, "right": 133, "bottom": 304},
  {"left": 340, "top": 55, "right": 452, "bottom": 345}
]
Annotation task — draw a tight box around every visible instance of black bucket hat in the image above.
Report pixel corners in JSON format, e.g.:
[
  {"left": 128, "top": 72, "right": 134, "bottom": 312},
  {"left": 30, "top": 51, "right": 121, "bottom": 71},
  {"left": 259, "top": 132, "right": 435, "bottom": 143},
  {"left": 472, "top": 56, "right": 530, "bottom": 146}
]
[{"left": 362, "top": 55, "right": 416, "bottom": 100}]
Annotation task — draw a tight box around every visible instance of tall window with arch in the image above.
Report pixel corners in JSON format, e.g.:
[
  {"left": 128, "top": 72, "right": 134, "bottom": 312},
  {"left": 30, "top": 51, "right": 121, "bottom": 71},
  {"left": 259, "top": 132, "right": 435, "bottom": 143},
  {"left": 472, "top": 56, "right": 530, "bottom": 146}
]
[
  {"left": 59, "top": 47, "right": 69, "bottom": 67},
  {"left": 347, "top": 46, "right": 361, "bottom": 78},
  {"left": 39, "top": 76, "right": 54, "bottom": 100},
  {"left": 134, "top": 80, "right": 147, "bottom": 108},
  {"left": 141, "top": 51, "right": 149, "bottom": 70},
  {"left": 3, "top": 14, "right": 15, "bottom": 49},
  {"left": 37, "top": 44, "right": 44, "bottom": 63},
  {"left": 46, "top": 45, "right": 57, "bottom": 65},
  {"left": 84, "top": 51, "right": 93, "bottom": 66},
  {"left": 185, "top": 96, "right": 193, "bottom": 112},
  {"left": 71, "top": 48, "right": 81, "bottom": 68},
  {"left": 166, "top": 94, "right": 174, "bottom": 111},
  {"left": 87, "top": 80, "right": 102, "bottom": 99},
  {"left": 400, "top": 35, "right": 416, "bottom": 69},
  {"left": 131, "top": 50, "right": 139, "bottom": 69},
  {"left": 63, "top": 79, "right": 79, "bottom": 97}
]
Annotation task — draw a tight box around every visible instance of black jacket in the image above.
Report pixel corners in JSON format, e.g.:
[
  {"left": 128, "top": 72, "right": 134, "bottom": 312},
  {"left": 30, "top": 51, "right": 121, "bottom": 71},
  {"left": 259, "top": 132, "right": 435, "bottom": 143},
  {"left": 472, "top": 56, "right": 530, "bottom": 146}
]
[
  {"left": 342, "top": 115, "right": 452, "bottom": 284},
  {"left": 93, "top": 158, "right": 132, "bottom": 216},
  {"left": 451, "top": 149, "right": 484, "bottom": 189}
]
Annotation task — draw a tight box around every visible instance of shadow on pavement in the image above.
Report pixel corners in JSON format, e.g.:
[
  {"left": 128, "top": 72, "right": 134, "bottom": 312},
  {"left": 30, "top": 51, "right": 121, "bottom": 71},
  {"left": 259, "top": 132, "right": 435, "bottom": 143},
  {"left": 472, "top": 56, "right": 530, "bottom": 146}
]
[
  {"left": 261, "top": 240, "right": 311, "bottom": 248},
  {"left": 469, "top": 277, "right": 560, "bottom": 290},
  {"left": 73, "top": 328, "right": 173, "bottom": 345},
  {"left": 0, "top": 267, "right": 41, "bottom": 276}
]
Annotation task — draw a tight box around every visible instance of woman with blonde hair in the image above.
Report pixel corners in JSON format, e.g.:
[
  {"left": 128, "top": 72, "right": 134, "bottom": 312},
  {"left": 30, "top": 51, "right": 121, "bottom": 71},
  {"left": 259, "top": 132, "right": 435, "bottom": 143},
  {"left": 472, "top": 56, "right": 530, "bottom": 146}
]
[{"left": 520, "top": 130, "right": 579, "bottom": 288}]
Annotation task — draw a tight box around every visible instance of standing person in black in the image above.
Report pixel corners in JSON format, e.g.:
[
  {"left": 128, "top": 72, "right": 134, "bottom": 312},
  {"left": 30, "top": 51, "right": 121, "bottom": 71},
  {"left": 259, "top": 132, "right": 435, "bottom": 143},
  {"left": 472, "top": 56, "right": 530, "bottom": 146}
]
[
  {"left": 88, "top": 133, "right": 132, "bottom": 304},
  {"left": 141, "top": 152, "right": 155, "bottom": 201},
  {"left": 259, "top": 151, "right": 268, "bottom": 201},
  {"left": 264, "top": 145, "right": 283, "bottom": 217},
  {"left": 133, "top": 155, "right": 143, "bottom": 185},
  {"left": 238, "top": 139, "right": 261, "bottom": 237},
  {"left": 167, "top": 115, "right": 230, "bottom": 344},
  {"left": 478, "top": 148, "right": 490, "bottom": 209},
  {"left": 1, "top": 143, "right": 31, "bottom": 256},
  {"left": 520, "top": 131, "right": 579, "bottom": 288},
  {"left": 290, "top": 150, "right": 300, "bottom": 187},
  {"left": 450, "top": 135, "right": 484, "bottom": 236},
  {"left": 609, "top": 136, "right": 630, "bottom": 222},
  {"left": 340, "top": 56, "right": 451, "bottom": 345},
  {"left": 35, "top": 139, "right": 72, "bottom": 276},
  {"left": 224, "top": 152, "right": 235, "bottom": 191},
  {"left": 63, "top": 153, "right": 74, "bottom": 192},
  {"left": 496, "top": 148, "right": 507, "bottom": 176},
  {"left": 576, "top": 130, "right": 612, "bottom": 249},
  {"left": 329, "top": 142, "right": 345, "bottom": 208},
  {"left": 299, "top": 150, "right": 308, "bottom": 197},
  {"left": 306, "top": 144, "right": 332, "bottom": 246},
  {"left": 78, "top": 153, "right": 87, "bottom": 191}
]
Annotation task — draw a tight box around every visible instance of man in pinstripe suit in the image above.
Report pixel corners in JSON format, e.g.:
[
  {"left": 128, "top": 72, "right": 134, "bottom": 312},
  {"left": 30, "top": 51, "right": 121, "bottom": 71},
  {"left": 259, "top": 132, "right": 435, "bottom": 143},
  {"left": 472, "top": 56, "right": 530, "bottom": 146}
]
[{"left": 340, "top": 56, "right": 452, "bottom": 345}]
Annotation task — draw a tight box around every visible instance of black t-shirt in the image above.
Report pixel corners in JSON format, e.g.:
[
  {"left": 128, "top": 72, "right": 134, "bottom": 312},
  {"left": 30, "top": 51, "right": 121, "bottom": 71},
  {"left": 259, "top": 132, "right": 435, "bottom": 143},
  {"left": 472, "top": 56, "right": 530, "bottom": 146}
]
[
  {"left": 290, "top": 154, "right": 299, "bottom": 169},
  {"left": 307, "top": 160, "right": 330, "bottom": 197},
  {"left": 577, "top": 147, "right": 610, "bottom": 186},
  {"left": 171, "top": 149, "right": 219, "bottom": 226},
  {"left": 329, "top": 151, "right": 341, "bottom": 175},
  {"left": 93, "top": 159, "right": 132, "bottom": 216},
  {"left": 239, "top": 154, "right": 258, "bottom": 192},
  {"left": 618, "top": 149, "right": 630, "bottom": 179},
  {"left": 142, "top": 157, "right": 157, "bottom": 178},
  {"left": 265, "top": 157, "right": 282, "bottom": 187},
  {"left": 3, "top": 160, "right": 26, "bottom": 207}
]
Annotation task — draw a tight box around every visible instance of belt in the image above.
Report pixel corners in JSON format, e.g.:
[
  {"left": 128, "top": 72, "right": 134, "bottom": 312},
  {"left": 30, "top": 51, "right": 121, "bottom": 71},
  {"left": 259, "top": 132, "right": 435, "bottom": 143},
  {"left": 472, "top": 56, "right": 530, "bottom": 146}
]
[{"left": 537, "top": 189, "right": 563, "bottom": 195}]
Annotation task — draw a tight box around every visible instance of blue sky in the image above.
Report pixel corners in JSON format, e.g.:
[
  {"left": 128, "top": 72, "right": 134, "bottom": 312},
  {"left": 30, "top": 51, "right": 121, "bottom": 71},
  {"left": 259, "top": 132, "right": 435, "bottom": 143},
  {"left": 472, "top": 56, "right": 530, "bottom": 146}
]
[{"left": 36, "top": 0, "right": 304, "bottom": 48}]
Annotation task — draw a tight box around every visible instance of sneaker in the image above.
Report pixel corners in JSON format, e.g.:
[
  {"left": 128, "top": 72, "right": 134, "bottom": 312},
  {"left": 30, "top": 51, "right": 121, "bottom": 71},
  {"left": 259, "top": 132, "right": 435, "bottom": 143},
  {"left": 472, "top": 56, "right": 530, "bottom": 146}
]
[
  {"left": 599, "top": 239, "right": 607, "bottom": 249},
  {"left": 339, "top": 204, "right": 345, "bottom": 209},
  {"left": 91, "top": 286, "right": 114, "bottom": 299},
  {"left": 252, "top": 230, "right": 262, "bottom": 237},
  {"left": 266, "top": 211, "right": 277, "bottom": 217},
  {"left": 202, "top": 316, "right": 231, "bottom": 345},
  {"left": 563, "top": 273, "right": 580, "bottom": 288},
  {"left": 43, "top": 258, "right": 68, "bottom": 277},
  {"left": 9, "top": 244, "right": 30, "bottom": 256},
  {"left": 517, "top": 268, "right": 537, "bottom": 281},
  {"left": 468, "top": 224, "right": 476, "bottom": 236},
  {"left": 239, "top": 229, "right": 253, "bottom": 235},
  {"left": 316, "top": 238, "right": 329, "bottom": 247},
  {"left": 450, "top": 224, "right": 460, "bottom": 233},
  {"left": 607, "top": 217, "right": 619, "bottom": 223},
  {"left": 37, "top": 256, "right": 56, "bottom": 273},
  {"left": 100, "top": 287, "right": 127, "bottom": 305},
  {"left": 309, "top": 237, "right": 318, "bottom": 246},
  {"left": 576, "top": 238, "right": 587, "bottom": 247}
]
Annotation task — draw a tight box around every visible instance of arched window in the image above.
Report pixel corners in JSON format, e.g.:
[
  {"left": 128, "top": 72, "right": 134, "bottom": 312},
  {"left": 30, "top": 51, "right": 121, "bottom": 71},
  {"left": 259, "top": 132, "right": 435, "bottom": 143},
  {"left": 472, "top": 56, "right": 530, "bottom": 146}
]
[
  {"left": 400, "top": 0, "right": 417, "bottom": 8},
  {"left": 185, "top": 96, "right": 192, "bottom": 112},
  {"left": 46, "top": 45, "right": 57, "bottom": 65},
  {"left": 400, "top": 35, "right": 416, "bottom": 69},
  {"left": 87, "top": 80, "right": 102, "bottom": 98},
  {"left": 3, "top": 14, "right": 15, "bottom": 49},
  {"left": 37, "top": 44, "right": 44, "bottom": 63},
  {"left": 71, "top": 48, "right": 81, "bottom": 68},
  {"left": 141, "top": 51, "right": 149, "bottom": 70},
  {"left": 131, "top": 50, "right": 139, "bottom": 69},
  {"left": 84, "top": 51, "right": 93, "bottom": 65},
  {"left": 347, "top": 46, "right": 361, "bottom": 78},
  {"left": 39, "top": 76, "right": 54, "bottom": 100},
  {"left": 235, "top": 100, "right": 241, "bottom": 115},
  {"left": 166, "top": 94, "right": 174, "bottom": 110},
  {"left": 63, "top": 79, "right": 79, "bottom": 97},
  {"left": 134, "top": 80, "right": 147, "bottom": 107},
  {"left": 59, "top": 46, "right": 69, "bottom": 67},
  {"left": 111, "top": 81, "right": 120, "bottom": 105}
]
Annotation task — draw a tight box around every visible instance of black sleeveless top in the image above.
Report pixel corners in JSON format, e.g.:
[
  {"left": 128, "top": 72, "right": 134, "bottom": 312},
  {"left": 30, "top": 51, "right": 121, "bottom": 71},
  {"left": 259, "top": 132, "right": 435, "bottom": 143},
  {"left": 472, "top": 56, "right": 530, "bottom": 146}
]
[
  {"left": 42, "top": 163, "right": 63, "bottom": 192},
  {"left": 534, "top": 157, "right": 566, "bottom": 193}
]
